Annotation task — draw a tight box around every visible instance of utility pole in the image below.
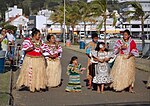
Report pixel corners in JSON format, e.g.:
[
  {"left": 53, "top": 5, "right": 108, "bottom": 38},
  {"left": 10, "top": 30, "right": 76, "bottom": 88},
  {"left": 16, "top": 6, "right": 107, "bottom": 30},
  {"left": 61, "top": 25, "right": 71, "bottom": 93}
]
[{"left": 63, "top": 0, "right": 66, "bottom": 46}]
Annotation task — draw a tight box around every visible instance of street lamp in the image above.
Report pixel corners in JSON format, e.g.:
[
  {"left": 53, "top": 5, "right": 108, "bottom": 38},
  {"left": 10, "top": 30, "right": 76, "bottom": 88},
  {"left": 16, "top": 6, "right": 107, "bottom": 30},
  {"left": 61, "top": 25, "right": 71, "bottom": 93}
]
[
  {"left": 147, "top": 20, "right": 149, "bottom": 34},
  {"left": 147, "top": 20, "right": 149, "bottom": 40},
  {"left": 63, "top": 0, "right": 66, "bottom": 46}
]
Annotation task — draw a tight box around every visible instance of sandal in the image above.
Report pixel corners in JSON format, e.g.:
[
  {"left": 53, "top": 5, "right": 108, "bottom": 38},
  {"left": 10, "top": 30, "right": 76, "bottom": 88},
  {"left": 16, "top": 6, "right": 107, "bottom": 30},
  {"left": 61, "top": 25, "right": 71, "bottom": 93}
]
[
  {"left": 129, "top": 90, "right": 135, "bottom": 93},
  {"left": 87, "top": 85, "right": 92, "bottom": 89}
]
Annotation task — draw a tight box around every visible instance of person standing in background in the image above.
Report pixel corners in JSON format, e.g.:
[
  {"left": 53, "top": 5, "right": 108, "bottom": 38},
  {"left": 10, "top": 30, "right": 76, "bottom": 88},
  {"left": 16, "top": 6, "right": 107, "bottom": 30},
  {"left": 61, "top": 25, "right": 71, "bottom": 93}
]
[
  {"left": 85, "top": 33, "right": 98, "bottom": 89},
  {"left": 6, "top": 30, "right": 15, "bottom": 65},
  {"left": 0, "top": 28, "right": 8, "bottom": 57}
]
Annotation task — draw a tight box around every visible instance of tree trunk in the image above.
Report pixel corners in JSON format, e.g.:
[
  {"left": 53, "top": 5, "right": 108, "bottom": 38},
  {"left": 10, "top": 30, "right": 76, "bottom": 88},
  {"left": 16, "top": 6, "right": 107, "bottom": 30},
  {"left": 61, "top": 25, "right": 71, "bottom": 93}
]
[
  {"left": 104, "top": 16, "right": 107, "bottom": 44},
  {"left": 60, "top": 24, "right": 63, "bottom": 42},
  {"left": 141, "top": 17, "right": 145, "bottom": 50},
  {"left": 84, "top": 21, "right": 86, "bottom": 42},
  {"left": 72, "top": 27, "right": 75, "bottom": 44}
]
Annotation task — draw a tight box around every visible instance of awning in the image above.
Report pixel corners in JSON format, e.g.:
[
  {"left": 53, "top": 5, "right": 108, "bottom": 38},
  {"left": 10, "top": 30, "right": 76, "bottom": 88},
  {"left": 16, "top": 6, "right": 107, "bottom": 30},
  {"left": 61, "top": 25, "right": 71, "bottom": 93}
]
[
  {"left": 106, "top": 29, "right": 120, "bottom": 33},
  {"left": 48, "top": 30, "right": 62, "bottom": 34}
]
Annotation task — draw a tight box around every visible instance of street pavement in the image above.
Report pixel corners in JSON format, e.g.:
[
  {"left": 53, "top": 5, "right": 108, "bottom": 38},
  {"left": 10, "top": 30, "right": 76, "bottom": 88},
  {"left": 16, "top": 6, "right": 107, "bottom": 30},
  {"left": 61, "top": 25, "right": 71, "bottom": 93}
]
[{"left": 13, "top": 47, "right": 150, "bottom": 106}]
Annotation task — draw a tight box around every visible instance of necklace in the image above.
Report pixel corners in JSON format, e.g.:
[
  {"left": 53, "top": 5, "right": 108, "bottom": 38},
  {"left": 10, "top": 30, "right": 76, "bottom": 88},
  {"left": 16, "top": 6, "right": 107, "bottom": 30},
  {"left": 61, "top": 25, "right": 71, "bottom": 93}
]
[
  {"left": 122, "top": 38, "right": 129, "bottom": 47},
  {"left": 47, "top": 42, "right": 58, "bottom": 54},
  {"left": 31, "top": 38, "right": 42, "bottom": 48}
]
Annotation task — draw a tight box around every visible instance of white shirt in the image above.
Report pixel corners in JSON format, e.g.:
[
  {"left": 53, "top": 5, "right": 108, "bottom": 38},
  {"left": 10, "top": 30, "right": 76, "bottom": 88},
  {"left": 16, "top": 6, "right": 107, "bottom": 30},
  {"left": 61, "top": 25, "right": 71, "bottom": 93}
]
[
  {"left": 90, "top": 50, "right": 98, "bottom": 64},
  {"left": 6, "top": 33, "right": 15, "bottom": 42}
]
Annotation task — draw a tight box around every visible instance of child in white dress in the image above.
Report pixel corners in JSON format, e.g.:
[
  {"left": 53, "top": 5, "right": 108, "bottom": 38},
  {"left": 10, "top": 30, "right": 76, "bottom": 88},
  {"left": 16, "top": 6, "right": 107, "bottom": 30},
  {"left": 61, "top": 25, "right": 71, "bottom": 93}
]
[{"left": 92, "top": 42, "right": 112, "bottom": 93}]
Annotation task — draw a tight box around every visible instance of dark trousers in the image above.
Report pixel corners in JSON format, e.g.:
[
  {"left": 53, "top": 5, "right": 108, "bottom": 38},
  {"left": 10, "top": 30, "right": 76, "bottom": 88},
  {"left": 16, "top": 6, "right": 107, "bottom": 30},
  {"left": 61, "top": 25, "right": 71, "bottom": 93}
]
[{"left": 89, "top": 63, "right": 97, "bottom": 90}]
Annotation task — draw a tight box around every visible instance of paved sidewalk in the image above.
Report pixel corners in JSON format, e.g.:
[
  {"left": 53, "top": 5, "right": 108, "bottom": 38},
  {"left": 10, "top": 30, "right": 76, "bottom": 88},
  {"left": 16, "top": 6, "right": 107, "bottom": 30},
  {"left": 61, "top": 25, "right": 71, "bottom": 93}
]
[
  {"left": 13, "top": 48, "right": 150, "bottom": 106},
  {"left": 63, "top": 44, "right": 150, "bottom": 72}
]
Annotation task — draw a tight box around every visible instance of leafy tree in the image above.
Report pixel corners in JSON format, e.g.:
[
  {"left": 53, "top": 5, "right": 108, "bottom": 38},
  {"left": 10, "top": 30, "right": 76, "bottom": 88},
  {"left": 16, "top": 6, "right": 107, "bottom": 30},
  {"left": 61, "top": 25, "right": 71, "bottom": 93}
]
[
  {"left": 124, "top": 1, "right": 149, "bottom": 49},
  {"left": 91, "top": 0, "right": 117, "bottom": 43},
  {"left": 4, "top": 24, "right": 17, "bottom": 32}
]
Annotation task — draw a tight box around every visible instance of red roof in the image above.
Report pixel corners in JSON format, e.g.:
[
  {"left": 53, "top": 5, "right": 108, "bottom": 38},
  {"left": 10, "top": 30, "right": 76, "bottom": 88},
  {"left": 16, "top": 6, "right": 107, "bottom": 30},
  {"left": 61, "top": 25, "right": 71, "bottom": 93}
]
[{"left": 7, "top": 15, "right": 20, "bottom": 22}]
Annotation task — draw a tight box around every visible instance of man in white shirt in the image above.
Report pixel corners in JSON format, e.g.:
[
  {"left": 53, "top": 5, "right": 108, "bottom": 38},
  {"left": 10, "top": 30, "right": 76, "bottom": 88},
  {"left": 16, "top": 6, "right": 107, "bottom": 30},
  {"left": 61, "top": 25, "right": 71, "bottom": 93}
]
[{"left": 6, "top": 30, "right": 15, "bottom": 65}]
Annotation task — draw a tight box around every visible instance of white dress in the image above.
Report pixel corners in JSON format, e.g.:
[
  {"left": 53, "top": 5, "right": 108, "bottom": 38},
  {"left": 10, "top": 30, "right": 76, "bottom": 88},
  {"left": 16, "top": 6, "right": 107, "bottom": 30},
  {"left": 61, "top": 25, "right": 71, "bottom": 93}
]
[{"left": 93, "top": 51, "right": 112, "bottom": 84}]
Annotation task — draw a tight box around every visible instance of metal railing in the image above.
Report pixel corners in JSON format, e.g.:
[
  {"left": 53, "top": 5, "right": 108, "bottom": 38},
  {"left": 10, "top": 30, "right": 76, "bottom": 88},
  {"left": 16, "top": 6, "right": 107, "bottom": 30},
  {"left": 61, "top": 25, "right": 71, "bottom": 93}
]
[{"left": 0, "top": 44, "right": 21, "bottom": 106}]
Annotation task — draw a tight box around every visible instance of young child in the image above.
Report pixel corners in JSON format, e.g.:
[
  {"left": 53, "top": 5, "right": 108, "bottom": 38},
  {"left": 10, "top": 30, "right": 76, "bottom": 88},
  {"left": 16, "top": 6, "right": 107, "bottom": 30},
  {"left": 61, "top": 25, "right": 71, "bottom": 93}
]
[
  {"left": 65, "top": 56, "right": 86, "bottom": 92},
  {"left": 92, "top": 42, "right": 112, "bottom": 93}
]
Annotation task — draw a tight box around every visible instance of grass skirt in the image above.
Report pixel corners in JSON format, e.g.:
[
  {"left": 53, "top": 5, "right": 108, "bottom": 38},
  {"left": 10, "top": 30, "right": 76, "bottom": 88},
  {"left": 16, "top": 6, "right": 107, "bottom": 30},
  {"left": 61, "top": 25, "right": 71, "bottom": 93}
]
[
  {"left": 16, "top": 55, "right": 47, "bottom": 92},
  {"left": 110, "top": 55, "right": 135, "bottom": 91},
  {"left": 46, "top": 58, "right": 62, "bottom": 87},
  {"left": 147, "top": 76, "right": 150, "bottom": 88}
]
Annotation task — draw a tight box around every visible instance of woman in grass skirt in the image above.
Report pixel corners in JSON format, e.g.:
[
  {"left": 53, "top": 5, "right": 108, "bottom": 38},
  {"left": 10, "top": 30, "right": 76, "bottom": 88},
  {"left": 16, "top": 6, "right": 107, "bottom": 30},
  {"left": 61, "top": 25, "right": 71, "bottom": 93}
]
[
  {"left": 110, "top": 30, "right": 139, "bottom": 92},
  {"left": 42, "top": 34, "right": 62, "bottom": 88},
  {"left": 16, "top": 28, "right": 47, "bottom": 92}
]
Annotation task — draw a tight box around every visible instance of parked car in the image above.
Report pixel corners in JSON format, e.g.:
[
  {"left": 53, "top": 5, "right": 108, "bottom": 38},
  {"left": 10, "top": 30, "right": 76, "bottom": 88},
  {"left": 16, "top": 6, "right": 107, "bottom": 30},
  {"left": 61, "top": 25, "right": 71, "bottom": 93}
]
[
  {"left": 99, "top": 34, "right": 110, "bottom": 39},
  {"left": 79, "top": 31, "right": 85, "bottom": 38},
  {"left": 106, "top": 34, "right": 110, "bottom": 39},
  {"left": 115, "top": 34, "right": 123, "bottom": 38},
  {"left": 109, "top": 34, "right": 114, "bottom": 38},
  {"left": 87, "top": 34, "right": 92, "bottom": 38}
]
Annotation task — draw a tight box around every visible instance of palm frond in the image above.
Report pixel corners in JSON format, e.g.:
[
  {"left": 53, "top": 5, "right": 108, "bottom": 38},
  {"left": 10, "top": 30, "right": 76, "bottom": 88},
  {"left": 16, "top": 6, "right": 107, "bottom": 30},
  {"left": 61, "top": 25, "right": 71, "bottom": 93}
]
[{"left": 97, "top": 20, "right": 104, "bottom": 30}]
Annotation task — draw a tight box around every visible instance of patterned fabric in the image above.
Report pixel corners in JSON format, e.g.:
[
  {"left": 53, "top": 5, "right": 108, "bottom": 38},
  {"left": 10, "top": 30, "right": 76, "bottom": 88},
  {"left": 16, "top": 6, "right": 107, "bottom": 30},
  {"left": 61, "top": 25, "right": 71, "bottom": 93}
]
[
  {"left": 93, "top": 51, "right": 112, "bottom": 84},
  {"left": 90, "top": 50, "right": 98, "bottom": 63},
  {"left": 65, "top": 64, "right": 82, "bottom": 92},
  {"left": 22, "top": 37, "right": 43, "bottom": 57},
  {"left": 110, "top": 37, "right": 138, "bottom": 91},
  {"left": 114, "top": 37, "right": 139, "bottom": 56},
  {"left": 42, "top": 43, "right": 62, "bottom": 59}
]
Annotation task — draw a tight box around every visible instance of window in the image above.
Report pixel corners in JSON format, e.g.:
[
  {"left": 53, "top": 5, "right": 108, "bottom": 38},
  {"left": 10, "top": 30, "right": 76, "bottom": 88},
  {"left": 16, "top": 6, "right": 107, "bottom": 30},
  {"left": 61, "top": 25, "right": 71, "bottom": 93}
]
[
  {"left": 144, "top": 25, "right": 147, "bottom": 28},
  {"left": 132, "top": 25, "right": 140, "bottom": 28}
]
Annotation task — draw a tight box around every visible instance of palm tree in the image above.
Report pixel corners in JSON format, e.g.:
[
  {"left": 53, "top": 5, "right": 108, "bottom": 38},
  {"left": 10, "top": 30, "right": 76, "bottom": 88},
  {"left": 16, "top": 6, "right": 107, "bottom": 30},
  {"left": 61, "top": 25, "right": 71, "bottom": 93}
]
[
  {"left": 66, "top": 2, "right": 80, "bottom": 44},
  {"left": 90, "top": 0, "right": 117, "bottom": 43},
  {"left": 124, "top": 1, "right": 149, "bottom": 49},
  {"left": 44, "top": 0, "right": 62, "bottom": 10},
  {"left": 78, "top": 1, "right": 93, "bottom": 39},
  {"left": 50, "top": 5, "right": 64, "bottom": 28}
]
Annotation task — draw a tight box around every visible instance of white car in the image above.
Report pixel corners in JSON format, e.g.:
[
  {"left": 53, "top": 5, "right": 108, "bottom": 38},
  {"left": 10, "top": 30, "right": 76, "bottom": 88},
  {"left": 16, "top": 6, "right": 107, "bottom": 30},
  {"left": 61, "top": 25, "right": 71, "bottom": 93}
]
[
  {"left": 99, "top": 34, "right": 110, "bottom": 39},
  {"left": 87, "top": 34, "right": 92, "bottom": 38},
  {"left": 110, "top": 34, "right": 114, "bottom": 38},
  {"left": 79, "top": 32, "right": 85, "bottom": 38}
]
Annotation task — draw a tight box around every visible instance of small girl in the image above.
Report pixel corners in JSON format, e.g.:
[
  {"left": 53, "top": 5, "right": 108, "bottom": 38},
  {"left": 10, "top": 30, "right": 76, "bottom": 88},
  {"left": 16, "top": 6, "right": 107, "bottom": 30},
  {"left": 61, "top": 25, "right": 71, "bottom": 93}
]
[
  {"left": 92, "top": 42, "right": 112, "bottom": 93},
  {"left": 65, "top": 56, "right": 86, "bottom": 92}
]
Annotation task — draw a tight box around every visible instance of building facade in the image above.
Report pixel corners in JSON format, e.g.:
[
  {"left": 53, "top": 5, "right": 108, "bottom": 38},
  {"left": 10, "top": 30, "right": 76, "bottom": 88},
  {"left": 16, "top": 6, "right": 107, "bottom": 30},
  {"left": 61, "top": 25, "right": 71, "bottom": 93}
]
[
  {"left": 119, "top": 0, "right": 150, "bottom": 36},
  {"left": 5, "top": 5, "right": 22, "bottom": 22}
]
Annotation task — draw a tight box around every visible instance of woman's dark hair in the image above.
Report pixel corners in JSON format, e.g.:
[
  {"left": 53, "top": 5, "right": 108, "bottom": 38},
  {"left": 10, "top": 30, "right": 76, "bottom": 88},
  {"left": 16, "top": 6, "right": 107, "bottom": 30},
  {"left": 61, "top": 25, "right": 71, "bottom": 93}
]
[
  {"left": 95, "top": 42, "right": 105, "bottom": 51},
  {"left": 69, "top": 56, "right": 78, "bottom": 64},
  {"left": 123, "top": 29, "right": 130, "bottom": 35},
  {"left": 92, "top": 32, "right": 98, "bottom": 39},
  {"left": 31, "top": 28, "right": 40, "bottom": 37},
  {"left": 0, "top": 28, "right": 6, "bottom": 33},
  {"left": 47, "top": 34, "right": 54, "bottom": 41}
]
